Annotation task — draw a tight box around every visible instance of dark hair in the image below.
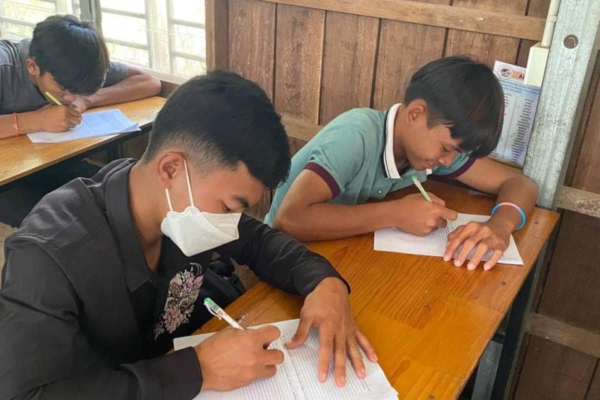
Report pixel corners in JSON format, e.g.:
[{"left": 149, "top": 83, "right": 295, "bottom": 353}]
[
  {"left": 29, "top": 15, "right": 109, "bottom": 95},
  {"left": 405, "top": 56, "right": 504, "bottom": 158},
  {"left": 142, "top": 70, "right": 291, "bottom": 189}
]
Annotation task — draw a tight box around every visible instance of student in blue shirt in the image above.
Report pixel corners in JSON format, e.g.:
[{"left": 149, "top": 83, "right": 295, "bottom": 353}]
[{"left": 266, "top": 56, "right": 538, "bottom": 271}]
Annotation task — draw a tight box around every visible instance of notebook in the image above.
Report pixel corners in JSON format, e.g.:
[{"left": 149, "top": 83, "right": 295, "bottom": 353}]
[
  {"left": 174, "top": 319, "right": 399, "bottom": 400},
  {"left": 27, "top": 109, "right": 140, "bottom": 143},
  {"left": 374, "top": 213, "right": 523, "bottom": 265}
]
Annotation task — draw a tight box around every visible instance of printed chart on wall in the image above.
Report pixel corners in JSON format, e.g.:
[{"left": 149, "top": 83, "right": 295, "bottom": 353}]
[{"left": 491, "top": 61, "right": 541, "bottom": 167}]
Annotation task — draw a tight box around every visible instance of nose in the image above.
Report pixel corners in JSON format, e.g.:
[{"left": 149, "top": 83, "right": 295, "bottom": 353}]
[{"left": 438, "top": 152, "right": 457, "bottom": 167}]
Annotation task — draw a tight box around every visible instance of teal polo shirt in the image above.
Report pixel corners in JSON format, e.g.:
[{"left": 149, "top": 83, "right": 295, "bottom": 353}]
[{"left": 264, "top": 104, "right": 475, "bottom": 226}]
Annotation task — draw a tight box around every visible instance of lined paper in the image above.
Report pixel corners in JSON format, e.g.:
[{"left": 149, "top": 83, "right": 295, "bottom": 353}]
[
  {"left": 28, "top": 109, "right": 140, "bottom": 143},
  {"left": 174, "top": 319, "right": 398, "bottom": 400},
  {"left": 374, "top": 213, "right": 523, "bottom": 265}
]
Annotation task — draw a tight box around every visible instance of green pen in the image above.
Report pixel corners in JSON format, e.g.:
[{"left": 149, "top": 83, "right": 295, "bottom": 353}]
[
  {"left": 45, "top": 91, "right": 63, "bottom": 106},
  {"left": 411, "top": 175, "right": 432, "bottom": 202},
  {"left": 204, "top": 297, "right": 245, "bottom": 330}
]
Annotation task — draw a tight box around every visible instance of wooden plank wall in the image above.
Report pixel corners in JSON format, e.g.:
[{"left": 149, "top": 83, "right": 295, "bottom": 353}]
[
  {"left": 510, "top": 52, "right": 600, "bottom": 399},
  {"left": 224, "top": 0, "right": 546, "bottom": 220}
]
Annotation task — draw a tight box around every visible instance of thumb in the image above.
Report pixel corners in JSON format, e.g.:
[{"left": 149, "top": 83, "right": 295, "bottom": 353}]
[{"left": 285, "top": 316, "right": 312, "bottom": 349}]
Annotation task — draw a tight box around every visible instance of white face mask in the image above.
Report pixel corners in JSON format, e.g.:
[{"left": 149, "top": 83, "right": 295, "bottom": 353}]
[{"left": 160, "top": 160, "right": 242, "bottom": 257}]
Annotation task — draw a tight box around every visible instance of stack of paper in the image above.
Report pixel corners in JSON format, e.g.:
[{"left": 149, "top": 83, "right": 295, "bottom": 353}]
[
  {"left": 374, "top": 213, "right": 523, "bottom": 265},
  {"left": 27, "top": 109, "right": 140, "bottom": 143},
  {"left": 174, "top": 319, "right": 399, "bottom": 400}
]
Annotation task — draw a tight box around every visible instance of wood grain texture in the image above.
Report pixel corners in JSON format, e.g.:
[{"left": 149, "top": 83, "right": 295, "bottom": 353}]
[
  {"left": 256, "top": 0, "right": 546, "bottom": 40},
  {"left": 372, "top": 17, "right": 447, "bottom": 110},
  {"left": 274, "top": 4, "right": 325, "bottom": 123},
  {"left": 319, "top": 11, "right": 379, "bottom": 124},
  {"left": 526, "top": 312, "right": 600, "bottom": 358},
  {"left": 514, "top": 336, "right": 597, "bottom": 400},
  {"left": 537, "top": 211, "right": 600, "bottom": 334},
  {"left": 515, "top": 0, "right": 551, "bottom": 67},
  {"left": 445, "top": 0, "right": 528, "bottom": 67},
  {"left": 196, "top": 180, "right": 559, "bottom": 400},
  {"left": 557, "top": 186, "right": 600, "bottom": 219},
  {"left": 205, "top": 0, "right": 229, "bottom": 70},
  {"left": 0, "top": 97, "right": 166, "bottom": 186},
  {"left": 228, "top": 0, "right": 276, "bottom": 98}
]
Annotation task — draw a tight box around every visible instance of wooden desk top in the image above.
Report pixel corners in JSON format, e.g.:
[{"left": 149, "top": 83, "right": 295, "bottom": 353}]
[
  {"left": 0, "top": 96, "right": 166, "bottom": 186},
  {"left": 196, "top": 180, "right": 560, "bottom": 400}
]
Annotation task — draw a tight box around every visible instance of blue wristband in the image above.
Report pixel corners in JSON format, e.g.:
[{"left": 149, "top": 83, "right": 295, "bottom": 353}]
[{"left": 491, "top": 202, "right": 526, "bottom": 230}]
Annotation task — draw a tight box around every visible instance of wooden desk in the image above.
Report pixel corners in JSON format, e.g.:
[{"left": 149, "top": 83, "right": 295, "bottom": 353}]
[
  {"left": 197, "top": 180, "right": 559, "bottom": 400},
  {"left": 0, "top": 96, "right": 166, "bottom": 187}
]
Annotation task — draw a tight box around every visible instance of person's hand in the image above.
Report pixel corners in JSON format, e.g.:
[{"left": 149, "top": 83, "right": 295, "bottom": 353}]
[
  {"left": 392, "top": 193, "right": 458, "bottom": 236},
  {"left": 36, "top": 104, "right": 82, "bottom": 132},
  {"left": 195, "top": 325, "right": 284, "bottom": 391},
  {"left": 285, "top": 277, "right": 377, "bottom": 387},
  {"left": 64, "top": 94, "right": 92, "bottom": 113},
  {"left": 443, "top": 220, "right": 511, "bottom": 271}
]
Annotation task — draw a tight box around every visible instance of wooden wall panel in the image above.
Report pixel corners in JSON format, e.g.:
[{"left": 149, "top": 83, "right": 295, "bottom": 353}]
[
  {"left": 586, "top": 365, "right": 600, "bottom": 400},
  {"left": 516, "top": 0, "right": 551, "bottom": 67},
  {"left": 228, "top": 0, "right": 276, "bottom": 98},
  {"left": 372, "top": 0, "right": 449, "bottom": 111},
  {"left": 445, "top": 0, "right": 528, "bottom": 67},
  {"left": 537, "top": 211, "right": 600, "bottom": 334},
  {"left": 319, "top": 12, "right": 379, "bottom": 125},
  {"left": 514, "top": 336, "right": 597, "bottom": 400},
  {"left": 570, "top": 67, "right": 600, "bottom": 195},
  {"left": 274, "top": 4, "right": 325, "bottom": 124}
]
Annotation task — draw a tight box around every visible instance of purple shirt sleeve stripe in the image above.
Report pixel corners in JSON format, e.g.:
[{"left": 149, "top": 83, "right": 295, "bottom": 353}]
[{"left": 304, "top": 162, "right": 341, "bottom": 199}]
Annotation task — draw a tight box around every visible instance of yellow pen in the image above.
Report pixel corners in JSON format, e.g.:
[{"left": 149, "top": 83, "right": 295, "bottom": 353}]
[
  {"left": 411, "top": 175, "right": 432, "bottom": 202},
  {"left": 45, "top": 91, "right": 63, "bottom": 106}
]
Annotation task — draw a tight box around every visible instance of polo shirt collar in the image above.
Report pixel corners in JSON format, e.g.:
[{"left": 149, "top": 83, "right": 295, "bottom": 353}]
[
  {"left": 382, "top": 103, "right": 433, "bottom": 180},
  {"left": 383, "top": 103, "right": 402, "bottom": 179}
]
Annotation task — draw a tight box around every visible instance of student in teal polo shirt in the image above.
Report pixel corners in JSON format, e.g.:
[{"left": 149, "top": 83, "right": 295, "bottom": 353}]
[{"left": 265, "top": 56, "right": 538, "bottom": 271}]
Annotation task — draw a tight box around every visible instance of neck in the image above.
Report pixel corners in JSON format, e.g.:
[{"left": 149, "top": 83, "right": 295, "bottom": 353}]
[
  {"left": 128, "top": 164, "right": 164, "bottom": 252},
  {"left": 392, "top": 105, "right": 409, "bottom": 170}
]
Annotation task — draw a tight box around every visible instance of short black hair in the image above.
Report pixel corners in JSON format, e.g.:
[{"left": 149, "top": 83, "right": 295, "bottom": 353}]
[
  {"left": 143, "top": 70, "right": 291, "bottom": 189},
  {"left": 29, "top": 15, "right": 109, "bottom": 95},
  {"left": 405, "top": 56, "right": 504, "bottom": 158}
]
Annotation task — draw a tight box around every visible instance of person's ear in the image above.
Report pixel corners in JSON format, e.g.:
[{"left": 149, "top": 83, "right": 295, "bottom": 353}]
[
  {"left": 26, "top": 58, "right": 41, "bottom": 78},
  {"left": 156, "top": 152, "right": 187, "bottom": 190}
]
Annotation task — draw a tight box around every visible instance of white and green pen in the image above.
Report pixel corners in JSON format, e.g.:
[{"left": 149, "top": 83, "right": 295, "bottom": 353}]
[
  {"left": 411, "top": 175, "right": 432, "bottom": 203},
  {"left": 204, "top": 297, "right": 245, "bottom": 330}
]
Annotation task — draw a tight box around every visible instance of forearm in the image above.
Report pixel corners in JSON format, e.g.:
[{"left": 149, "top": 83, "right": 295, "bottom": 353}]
[
  {"left": 489, "top": 175, "right": 538, "bottom": 232},
  {"left": 275, "top": 201, "right": 396, "bottom": 242},
  {"left": 0, "top": 110, "right": 47, "bottom": 139},
  {"left": 86, "top": 75, "right": 161, "bottom": 109}
]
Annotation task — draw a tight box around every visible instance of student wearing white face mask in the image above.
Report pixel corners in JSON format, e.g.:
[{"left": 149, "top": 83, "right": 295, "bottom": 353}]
[{"left": 0, "top": 71, "right": 377, "bottom": 400}]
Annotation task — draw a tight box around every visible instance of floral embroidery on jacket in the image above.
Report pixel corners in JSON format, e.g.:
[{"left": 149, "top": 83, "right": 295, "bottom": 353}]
[{"left": 154, "top": 263, "right": 204, "bottom": 339}]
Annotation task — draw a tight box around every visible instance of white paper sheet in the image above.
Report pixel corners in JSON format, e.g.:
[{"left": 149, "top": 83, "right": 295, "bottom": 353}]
[
  {"left": 27, "top": 109, "right": 140, "bottom": 143},
  {"left": 374, "top": 213, "right": 523, "bottom": 265},
  {"left": 174, "top": 319, "right": 399, "bottom": 400}
]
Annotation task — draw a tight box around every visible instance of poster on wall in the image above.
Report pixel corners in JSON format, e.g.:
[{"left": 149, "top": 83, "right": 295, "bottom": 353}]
[{"left": 491, "top": 61, "right": 541, "bottom": 167}]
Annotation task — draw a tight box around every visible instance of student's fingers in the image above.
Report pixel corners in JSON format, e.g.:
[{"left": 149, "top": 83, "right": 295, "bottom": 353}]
[
  {"left": 257, "top": 365, "right": 278, "bottom": 379},
  {"left": 67, "top": 106, "right": 82, "bottom": 118},
  {"left": 317, "top": 328, "right": 335, "bottom": 383},
  {"left": 484, "top": 250, "right": 504, "bottom": 271},
  {"left": 428, "top": 193, "right": 445, "bottom": 206},
  {"left": 262, "top": 348, "right": 285, "bottom": 366},
  {"left": 436, "top": 205, "right": 458, "bottom": 221},
  {"left": 333, "top": 336, "right": 347, "bottom": 387},
  {"left": 347, "top": 339, "right": 366, "bottom": 379},
  {"left": 252, "top": 325, "right": 282, "bottom": 348},
  {"left": 436, "top": 216, "right": 448, "bottom": 229},
  {"left": 285, "top": 316, "right": 312, "bottom": 349},
  {"left": 454, "top": 233, "right": 485, "bottom": 267},
  {"left": 356, "top": 330, "right": 377, "bottom": 363},
  {"left": 444, "top": 226, "right": 467, "bottom": 261},
  {"left": 467, "top": 242, "right": 490, "bottom": 270}
]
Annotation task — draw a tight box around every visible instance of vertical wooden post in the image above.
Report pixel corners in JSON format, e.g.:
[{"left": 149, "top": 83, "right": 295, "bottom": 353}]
[
  {"left": 205, "top": 0, "right": 229, "bottom": 70},
  {"left": 524, "top": 0, "right": 600, "bottom": 209}
]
